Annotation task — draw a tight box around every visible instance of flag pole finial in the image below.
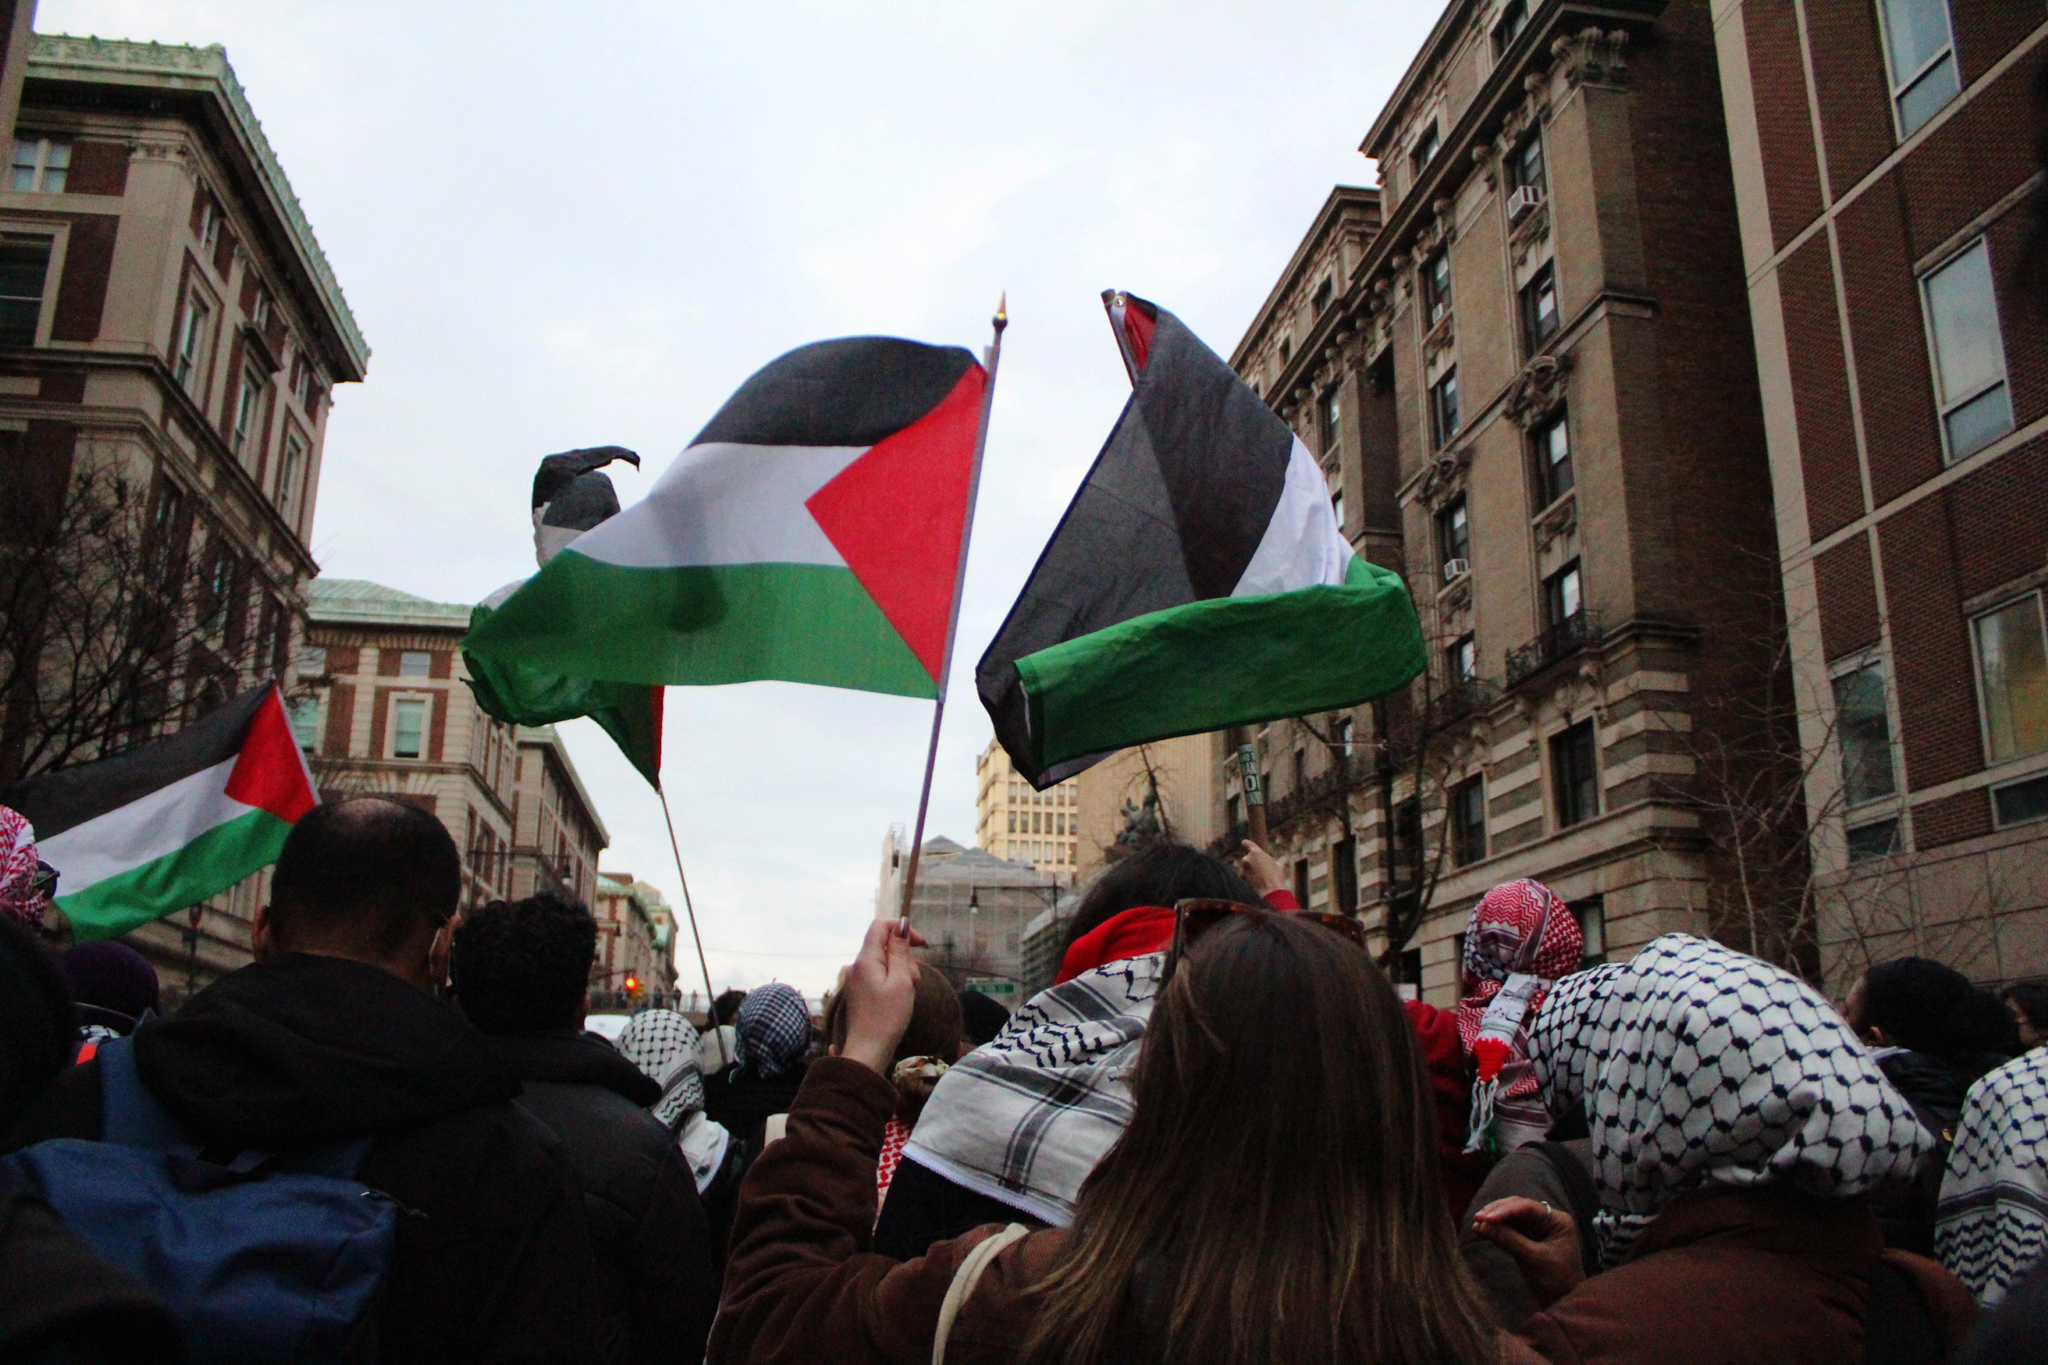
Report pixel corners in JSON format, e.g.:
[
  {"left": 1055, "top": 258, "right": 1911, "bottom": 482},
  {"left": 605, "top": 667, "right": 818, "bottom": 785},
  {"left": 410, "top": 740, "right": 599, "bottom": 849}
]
[{"left": 993, "top": 291, "right": 1008, "bottom": 333}]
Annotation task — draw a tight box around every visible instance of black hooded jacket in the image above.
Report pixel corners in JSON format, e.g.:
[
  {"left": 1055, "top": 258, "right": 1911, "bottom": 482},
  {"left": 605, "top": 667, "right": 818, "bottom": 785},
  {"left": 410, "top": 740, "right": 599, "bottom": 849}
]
[
  {"left": 488, "top": 1028, "right": 718, "bottom": 1365},
  {"left": 8, "top": 953, "right": 602, "bottom": 1365}
]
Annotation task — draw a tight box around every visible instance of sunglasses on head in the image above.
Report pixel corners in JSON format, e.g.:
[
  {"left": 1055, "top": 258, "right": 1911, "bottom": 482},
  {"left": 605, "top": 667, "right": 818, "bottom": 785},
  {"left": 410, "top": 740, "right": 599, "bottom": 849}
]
[{"left": 1162, "top": 897, "right": 1369, "bottom": 983}]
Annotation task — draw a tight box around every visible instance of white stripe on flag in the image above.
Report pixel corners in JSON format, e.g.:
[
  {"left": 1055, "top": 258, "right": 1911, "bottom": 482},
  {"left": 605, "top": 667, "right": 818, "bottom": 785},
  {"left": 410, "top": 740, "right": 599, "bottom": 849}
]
[
  {"left": 1231, "top": 437, "right": 1355, "bottom": 598},
  {"left": 39, "top": 756, "right": 250, "bottom": 895},
  {"left": 567, "top": 442, "right": 867, "bottom": 570}
]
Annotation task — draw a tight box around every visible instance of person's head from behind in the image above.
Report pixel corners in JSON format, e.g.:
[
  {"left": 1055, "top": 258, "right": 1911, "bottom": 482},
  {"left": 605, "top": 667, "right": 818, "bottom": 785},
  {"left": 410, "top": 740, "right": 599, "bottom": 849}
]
[
  {"left": 63, "top": 941, "right": 159, "bottom": 1027},
  {"left": 957, "top": 987, "right": 1010, "bottom": 1048},
  {"left": 450, "top": 892, "right": 597, "bottom": 1035},
  {"left": 1059, "top": 842, "right": 1260, "bottom": 953},
  {"left": 2005, "top": 980, "right": 2048, "bottom": 1050},
  {"left": 826, "top": 961, "right": 963, "bottom": 1063},
  {"left": 1022, "top": 911, "right": 1494, "bottom": 1365},
  {"left": 712, "top": 988, "right": 746, "bottom": 1028},
  {"left": 256, "top": 796, "right": 463, "bottom": 990},
  {"left": 736, "top": 983, "right": 812, "bottom": 1080},
  {"left": 1847, "top": 956, "right": 2014, "bottom": 1061}
]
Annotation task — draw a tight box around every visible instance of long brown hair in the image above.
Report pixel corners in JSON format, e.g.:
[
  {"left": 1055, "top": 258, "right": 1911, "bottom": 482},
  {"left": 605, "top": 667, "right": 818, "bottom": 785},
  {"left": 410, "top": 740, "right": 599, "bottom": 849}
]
[{"left": 1018, "top": 913, "right": 1496, "bottom": 1365}]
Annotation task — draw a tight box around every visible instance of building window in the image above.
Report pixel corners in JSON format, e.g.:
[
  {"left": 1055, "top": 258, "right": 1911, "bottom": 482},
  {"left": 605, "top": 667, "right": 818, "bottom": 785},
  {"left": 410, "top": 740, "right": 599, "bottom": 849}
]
[
  {"left": 1847, "top": 818, "right": 1902, "bottom": 863},
  {"left": 289, "top": 695, "right": 322, "bottom": 755},
  {"left": 1923, "top": 240, "right": 2013, "bottom": 461},
  {"left": 0, "top": 237, "right": 51, "bottom": 347},
  {"left": 1319, "top": 386, "right": 1342, "bottom": 458},
  {"left": 1278, "top": 335, "right": 1292, "bottom": 365},
  {"left": 1313, "top": 278, "right": 1334, "bottom": 315},
  {"left": 1292, "top": 747, "right": 1307, "bottom": 794},
  {"left": 1551, "top": 719, "right": 1599, "bottom": 828},
  {"left": 1424, "top": 251, "right": 1453, "bottom": 327},
  {"left": 1521, "top": 263, "right": 1559, "bottom": 351},
  {"left": 1533, "top": 411, "right": 1573, "bottom": 507},
  {"left": 1974, "top": 593, "right": 2048, "bottom": 762},
  {"left": 195, "top": 194, "right": 221, "bottom": 249},
  {"left": 1543, "top": 559, "right": 1583, "bottom": 630},
  {"left": 1879, "top": 0, "right": 1959, "bottom": 136},
  {"left": 278, "top": 432, "right": 308, "bottom": 526},
  {"left": 1494, "top": 0, "right": 1529, "bottom": 50},
  {"left": 1413, "top": 123, "right": 1440, "bottom": 173},
  {"left": 1450, "top": 775, "right": 1487, "bottom": 865},
  {"left": 1332, "top": 836, "right": 1358, "bottom": 914},
  {"left": 296, "top": 645, "right": 327, "bottom": 677},
  {"left": 1449, "top": 633, "right": 1478, "bottom": 683},
  {"left": 1330, "top": 485, "right": 1345, "bottom": 533},
  {"left": 234, "top": 368, "right": 266, "bottom": 460},
  {"left": 1438, "top": 496, "right": 1470, "bottom": 576},
  {"left": 1571, "top": 897, "right": 1606, "bottom": 968},
  {"left": 1832, "top": 663, "right": 1899, "bottom": 806},
  {"left": 1510, "top": 133, "right": 1545, "bottom": 194},
  {"left": 1007, "top": 810, "right": 1017, "bottom": 833},
  {"left": 199, "top": 545, "right": 237, "bottom": 639},
  {"left": 173, "top": 290, "right": 212, "bottom": 387},
  {"left": 1430, "top": 367, "right": 1461, "bottom": 448},
  {"left": 1994, "top": 773, "right": 2048, "bottom": 827},
  {"left": 1292, "top": 858, "right": 1311, "bottom": 908},
  {"left": 9, "top": 138, "right": 69, "bottom": 193},
  {"left": 392, "top": 698, "right": 427, "bottom": 759},
  {"left": 399, "top": 650, "right": 433, "bottom": 678}
]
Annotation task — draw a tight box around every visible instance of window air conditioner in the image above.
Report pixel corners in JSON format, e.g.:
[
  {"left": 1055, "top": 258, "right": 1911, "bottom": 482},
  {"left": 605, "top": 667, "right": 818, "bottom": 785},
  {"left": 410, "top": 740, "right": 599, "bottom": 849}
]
[
  {"left": 1507, "top": 184, "right": 1544, "bottom": 223},
  {"left": 1444, "top": 558, "right": 1471, "bottom": 582}
]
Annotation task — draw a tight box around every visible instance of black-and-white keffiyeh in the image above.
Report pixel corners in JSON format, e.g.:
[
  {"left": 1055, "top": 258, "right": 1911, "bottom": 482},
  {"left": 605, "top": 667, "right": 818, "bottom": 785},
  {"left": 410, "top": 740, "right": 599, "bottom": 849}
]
[
  {"left": 616, "top": 1009, "right": 706, "bottom": 1127},
  {"left": 736, "top": 983, "right": 811, "bottom": 1080},
  {"left": 1936, "top": 1049, "right": 2048, "bottom": 1304},
  {"left": 902, "top": 953, "right": 1160, "bottom": 1225},
  {"left": 1528, "top": 933, "right": 1934, "bottom": 1260},
  {"left": 616, "top": 1008, "right": 730, "bottom": 1194}
]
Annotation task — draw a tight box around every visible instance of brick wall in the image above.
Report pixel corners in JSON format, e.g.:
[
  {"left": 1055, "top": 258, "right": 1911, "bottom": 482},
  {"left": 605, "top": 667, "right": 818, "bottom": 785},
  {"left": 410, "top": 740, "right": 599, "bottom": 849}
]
[
  {"left": 1813, "top": 534, "right": 1880, "bottom": 660},
  {"left": 1780, "top": 234, "right": 1863, "bottom": 539},
  {"left": 1744, "top": 0, "right": 1821, "bottom": 248},
  {"left": 1839, "top": 180, "right": 1943, "bottom": 507},
  {"left": 1879, "top": 494, "right": 1979, "bottom": 790},
  {"left": 1805, "top": 0, "right": 1892, "bottom": 199}
]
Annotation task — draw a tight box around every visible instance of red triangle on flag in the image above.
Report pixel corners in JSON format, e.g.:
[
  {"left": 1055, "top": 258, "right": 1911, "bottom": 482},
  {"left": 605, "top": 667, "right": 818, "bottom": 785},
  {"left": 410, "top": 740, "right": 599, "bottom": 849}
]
[
  {"left": 805, "top": 364, "right": 986, "bottom": 685},
  {"left": 225, "top": 686, "right": 318, "bottom": 823}
]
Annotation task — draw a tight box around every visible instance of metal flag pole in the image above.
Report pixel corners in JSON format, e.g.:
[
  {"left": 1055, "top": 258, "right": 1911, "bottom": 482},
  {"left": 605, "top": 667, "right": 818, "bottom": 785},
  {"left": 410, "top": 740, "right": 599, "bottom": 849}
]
[
  {"left": 897, "top": 293, "right": 1008, "bottom": 924},
  {"left": 658, "top": 782, "right": 730, "bottom": 1067}
]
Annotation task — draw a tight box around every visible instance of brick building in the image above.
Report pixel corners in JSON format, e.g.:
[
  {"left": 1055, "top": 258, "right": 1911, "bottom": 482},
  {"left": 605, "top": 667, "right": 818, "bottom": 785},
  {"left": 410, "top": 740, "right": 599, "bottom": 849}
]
[
  {"left": 1214, "top": 0, "right": 1791, "bottom": 1002},
  {"left": 590, "top": 872, "right": 678, "bottom": 1010},
  {"left": 1712, "top": 0, "right": 2048, "bottom": 986},
  {"left": 128, "top": 578, "right": 613, "bottom": 993}
]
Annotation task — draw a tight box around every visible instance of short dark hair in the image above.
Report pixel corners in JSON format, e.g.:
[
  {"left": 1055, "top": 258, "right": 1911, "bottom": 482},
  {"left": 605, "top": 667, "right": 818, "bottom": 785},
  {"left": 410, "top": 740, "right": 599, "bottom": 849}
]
[
  {"left": 449, "top": 892, "right": 596, "bottom": 1034},
  {"left": 269, "top": 797, "right": 462, "bottom": 961},
  {"left": 1061, "top": 842, "right": 1261, "bottom": 953},
  {"left": 2004, "top": 979, "right": 2048, "bottom": 1033},
  {"left": 1863, "top": 957, "right": 2014, "bottom": 1060},
  {"left": 712, "top": 988, "right": 747, "bottom": 1027}
]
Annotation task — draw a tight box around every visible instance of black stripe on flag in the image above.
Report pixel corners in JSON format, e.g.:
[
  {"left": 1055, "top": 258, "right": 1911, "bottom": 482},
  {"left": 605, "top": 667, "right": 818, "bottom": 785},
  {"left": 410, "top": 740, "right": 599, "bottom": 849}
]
[
  {"left": 690, "top": 336, "right": 978, "bottom": 450},
  {"left": 0, "top": 684, "right": 271, "bottom": 841},
  {"left": 976, "top": 298, "right": 1295, "bottom": 787}
]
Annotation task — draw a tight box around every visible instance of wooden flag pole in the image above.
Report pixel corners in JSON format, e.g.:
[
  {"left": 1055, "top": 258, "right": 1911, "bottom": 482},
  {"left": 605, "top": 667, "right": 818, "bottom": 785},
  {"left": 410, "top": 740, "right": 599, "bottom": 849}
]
[
  {"left": 658, "top": 783, "right": 730, "bottom": 1067},
  {"left": 897, "top": 294, "right": 1008, "bottom": 923}
]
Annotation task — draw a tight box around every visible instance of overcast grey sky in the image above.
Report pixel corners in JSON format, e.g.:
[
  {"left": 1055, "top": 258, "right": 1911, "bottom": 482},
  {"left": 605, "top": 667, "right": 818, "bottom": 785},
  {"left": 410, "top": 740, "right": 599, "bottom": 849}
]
[{"left": 46, "top": 0, "right": 1436, "bottom": 996}]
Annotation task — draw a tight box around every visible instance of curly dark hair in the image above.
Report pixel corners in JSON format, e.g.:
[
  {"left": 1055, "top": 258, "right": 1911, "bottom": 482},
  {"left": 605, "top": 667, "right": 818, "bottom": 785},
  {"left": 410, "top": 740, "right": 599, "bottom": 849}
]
[{"left": 450, "top": 891, "right": 597, "bottom": 1035}]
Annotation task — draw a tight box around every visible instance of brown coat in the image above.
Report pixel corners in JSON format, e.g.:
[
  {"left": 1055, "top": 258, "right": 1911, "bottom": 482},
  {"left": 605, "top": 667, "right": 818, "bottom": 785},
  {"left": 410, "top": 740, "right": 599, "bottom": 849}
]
[
  {"left": 711, "top": 1057, "right": 1544, "bottom": 1365},
  {"left": 1515, "top": 1185, "right": 1977, "bottom": 1365}
]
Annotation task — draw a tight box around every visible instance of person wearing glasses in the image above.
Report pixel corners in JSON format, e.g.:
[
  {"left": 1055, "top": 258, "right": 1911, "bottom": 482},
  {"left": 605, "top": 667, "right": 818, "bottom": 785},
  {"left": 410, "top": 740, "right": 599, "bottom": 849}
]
[{"left": 708, "top": 905, "right": 1527, "bottom": 1365}]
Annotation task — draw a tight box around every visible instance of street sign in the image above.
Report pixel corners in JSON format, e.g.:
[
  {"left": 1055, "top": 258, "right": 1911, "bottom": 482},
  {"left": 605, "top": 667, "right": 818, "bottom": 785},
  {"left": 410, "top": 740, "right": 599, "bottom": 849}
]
[{"left": 964, "top": 978, "right": 1016, "bottom": 1003}]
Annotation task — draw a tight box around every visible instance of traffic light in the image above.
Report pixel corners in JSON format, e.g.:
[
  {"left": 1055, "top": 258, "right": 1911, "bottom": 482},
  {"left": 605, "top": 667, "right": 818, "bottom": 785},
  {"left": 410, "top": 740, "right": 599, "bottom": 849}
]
[{"left": 623, "top": 974, "right": 642, "bottom": 997}]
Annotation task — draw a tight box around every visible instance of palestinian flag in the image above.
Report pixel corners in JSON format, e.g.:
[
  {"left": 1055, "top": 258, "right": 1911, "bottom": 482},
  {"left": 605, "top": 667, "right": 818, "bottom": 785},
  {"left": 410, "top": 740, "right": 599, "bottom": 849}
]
[
  {"left": 0, "top": 684, "right": 316, "bottom": 940},
  {"left": 463, "top": 337, "right": 988, "bottom": 699},
  {"left": 977, "top": 293, "right": 1424, "bottom": 787}
]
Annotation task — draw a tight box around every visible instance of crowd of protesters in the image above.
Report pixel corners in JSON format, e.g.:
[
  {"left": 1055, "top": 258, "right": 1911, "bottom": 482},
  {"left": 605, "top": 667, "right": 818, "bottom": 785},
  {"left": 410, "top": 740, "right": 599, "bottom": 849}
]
[{"left": 1, "top": 795, "right": 2046, "bottom": 1362}]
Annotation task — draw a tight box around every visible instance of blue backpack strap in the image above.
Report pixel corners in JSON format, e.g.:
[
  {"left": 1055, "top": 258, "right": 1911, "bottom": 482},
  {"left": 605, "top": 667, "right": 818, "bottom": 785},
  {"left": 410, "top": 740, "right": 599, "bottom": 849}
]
[{"left": 94, "top": 1034, "right": 193, "bottom": 1153}]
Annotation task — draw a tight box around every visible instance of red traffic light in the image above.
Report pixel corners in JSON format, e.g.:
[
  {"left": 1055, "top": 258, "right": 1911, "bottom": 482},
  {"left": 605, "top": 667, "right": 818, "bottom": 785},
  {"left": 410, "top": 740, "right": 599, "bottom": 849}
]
[{"left": 623, "top": 975, "right": 641, "bottom": 995}]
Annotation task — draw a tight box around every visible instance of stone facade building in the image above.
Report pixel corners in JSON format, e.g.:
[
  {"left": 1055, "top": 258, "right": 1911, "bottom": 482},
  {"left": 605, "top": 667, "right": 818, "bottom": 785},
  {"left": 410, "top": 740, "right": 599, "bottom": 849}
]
[
  {"left": 0, "top": 35, "right": 366, "bottom": 774},
  {"left": 505, "top": 721, "right": 607, "bottom": 911},
  {"left": 973, "top": 737, "right": 1080, "bottom": 878},
  {"left": 1215, "top": 0, "right": 1787, "bottom": 1003},
  {"left": 876, "top": 830, "right": 1061, "bottom": 991},
  {"left": 1711, "top": 0, "right": 2048, "bottom": 986},
  {"left": 590, "top": 872, "right": 678, "bottom": 1010},
  {"left": 1072, "top": 735, "right": 1221, "bottom": 885}
]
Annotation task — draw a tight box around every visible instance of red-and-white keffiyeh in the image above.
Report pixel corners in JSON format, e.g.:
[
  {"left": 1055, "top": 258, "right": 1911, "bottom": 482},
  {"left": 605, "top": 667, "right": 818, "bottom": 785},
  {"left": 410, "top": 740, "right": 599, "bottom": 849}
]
[
  {"left": 0, "top": 805, "right": 45, "bottom": 928},
  {"left": 1456, "top": 878, "right": 1583, "bottom": 1153}
]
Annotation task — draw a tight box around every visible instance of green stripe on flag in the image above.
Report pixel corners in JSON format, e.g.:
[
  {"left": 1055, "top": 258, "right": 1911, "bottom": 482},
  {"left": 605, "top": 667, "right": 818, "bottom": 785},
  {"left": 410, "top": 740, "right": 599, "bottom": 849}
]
[
  {"left": 59, "top": 806, "right": 293, "bottom": 941},
  {"left": 1013, "top": 557, "right": 1426, "bottom": 772},
  {"left": 464, "top": 554, "right": 936, "bottom": 698}
]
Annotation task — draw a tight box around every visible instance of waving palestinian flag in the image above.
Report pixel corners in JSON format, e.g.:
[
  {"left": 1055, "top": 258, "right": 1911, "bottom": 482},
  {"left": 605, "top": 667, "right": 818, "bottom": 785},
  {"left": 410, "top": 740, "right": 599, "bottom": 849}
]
[
  {"left": 977, "top": 293, "right": 1424, "bottom": 787},
  {"left": 0, "top": 684, "right": 316, "bottom": 940},
  {"left": 464, "top": 338, "right": 987, "bottom": 699}
]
